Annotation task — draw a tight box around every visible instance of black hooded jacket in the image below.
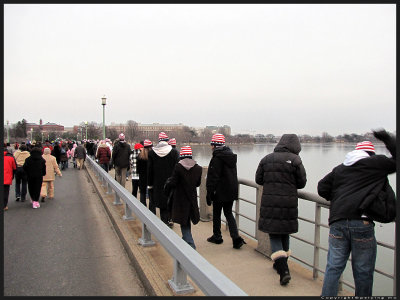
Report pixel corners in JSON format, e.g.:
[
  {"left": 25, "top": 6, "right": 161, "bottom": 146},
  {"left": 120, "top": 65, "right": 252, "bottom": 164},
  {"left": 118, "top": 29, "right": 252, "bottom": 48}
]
[
  {"left": 256, "top": 134, "right": 307, "bottom": 234},
  {"left": 318, "top": 131, "right": 396, "bottom": 225},
  {"left": 206, "top": 146, "right": 239, "bottom": 203},
  {"left": 23, "top": 147, "right": 46, "bottom": 179}
]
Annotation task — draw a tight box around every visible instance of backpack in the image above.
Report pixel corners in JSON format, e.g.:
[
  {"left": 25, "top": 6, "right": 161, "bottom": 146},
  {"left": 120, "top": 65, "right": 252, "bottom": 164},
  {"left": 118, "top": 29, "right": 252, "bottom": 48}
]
[{"left": 359, "top": 178, "right": 396, "bottom": 223}]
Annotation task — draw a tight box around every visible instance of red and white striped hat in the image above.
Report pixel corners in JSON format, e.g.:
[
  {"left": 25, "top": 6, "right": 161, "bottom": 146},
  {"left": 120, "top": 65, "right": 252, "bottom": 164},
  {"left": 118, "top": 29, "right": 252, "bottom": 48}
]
[
  {"left": 211, "top": 133, "right": 225, "bottom": 146},
  {"left": 143, "top": 139, "right": 153, "bottom": 148},
  {"left": 119, "top": 133, "right": 125, "bottom": 140},
  {"left": 158, "top": 132, "right": 169, "bottom": 142},
  {"left": 168, "top": 138, "right": 176, "bottom": 146},
  {"left": 180, "top": 146, "right": 192, "bottom": 158},
  {"left": 355, "top": 141, "right": 375, "bottom": 153}
]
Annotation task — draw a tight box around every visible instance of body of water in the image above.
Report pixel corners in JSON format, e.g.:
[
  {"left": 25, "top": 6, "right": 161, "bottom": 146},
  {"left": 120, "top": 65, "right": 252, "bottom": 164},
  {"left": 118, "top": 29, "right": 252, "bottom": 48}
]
[{"left": 188, "top": 143, "right": 395, "bottom": 296}]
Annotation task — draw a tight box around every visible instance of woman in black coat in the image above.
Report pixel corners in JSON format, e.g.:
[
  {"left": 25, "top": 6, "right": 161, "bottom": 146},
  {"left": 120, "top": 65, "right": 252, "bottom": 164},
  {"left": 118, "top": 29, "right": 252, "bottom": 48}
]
[
  {"left": 255, "top": 134, "right": 307, "bottom": 286},
  {"left": 137, "top": 140, "right": 156, "bottom": 214},
  {"left": 164, "top": 146, "right": 202, "bottom": 249},
  {"left": 23, "top": 147, "right": 46, "bottom": 209}
]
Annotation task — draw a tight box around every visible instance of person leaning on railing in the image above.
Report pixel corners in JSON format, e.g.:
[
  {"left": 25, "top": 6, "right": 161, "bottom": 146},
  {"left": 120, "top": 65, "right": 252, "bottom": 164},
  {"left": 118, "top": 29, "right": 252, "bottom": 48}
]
[{"left": 317, "top": 129, "right": 396, "bottom": 297}]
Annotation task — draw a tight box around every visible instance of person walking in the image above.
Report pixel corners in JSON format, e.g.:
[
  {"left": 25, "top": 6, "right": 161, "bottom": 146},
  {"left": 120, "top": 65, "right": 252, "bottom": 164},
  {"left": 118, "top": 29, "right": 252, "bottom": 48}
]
[
  {"left": 255, "top": 134, "right": 307, "bottom": 285},
  {"left": 96, "top": 140, "right": 111, "bottom": 172},
  {"left": 164, "top": 146, "right": 202, "bottom": 249},
  {"left": 110, "top": 133, "right": 131, "bottom": 188},
  {"left": 52, "top": 142, "right": 62, "bottom": 167},
  {"left": 137, "top": 140, "right": 156, "bottom": 213},
  {"left": 60, "top": 144, "right": 69, "bottom": 170},
  {"left": 74, "top": 142, "right": 86, "bottom": 170},
  {"left": 4, "top": 146, "right": 17, "bottom": 211},
  {"left": 40, "top": 147, "right": 62, "bottom": 202},
  {"left": 147, "top": 132, "right": 179, "bottom": 226},
  {"left": 206, "top": 133, "right": 246, "bottom": 249},
  {"left": 317, "top": 129, "right": 396, "bottom": 297},
  {"left": 130, "top": 143, "right": 143, "bottom": 198},
  {"left": 13, "top": 144, "right": 30, "bottom": 202},
  {"left": 23, "top": 147, "right": 46, "bottom": 209}
]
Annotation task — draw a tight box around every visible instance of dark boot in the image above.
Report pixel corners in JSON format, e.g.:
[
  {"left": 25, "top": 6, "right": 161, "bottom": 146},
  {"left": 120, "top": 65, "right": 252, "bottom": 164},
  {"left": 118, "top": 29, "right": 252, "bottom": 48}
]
[
  {"left": 273, "top": 256, "right": 288, "bottom": 274},
  {"left": 232, "top": 236, "right": 246, "bottom": 249},
  {"left": 274, "top": 257, "right": 291, "bottom": 285},
  {"left": 207, "top": 235, "right": 223, "bottom": 244}
]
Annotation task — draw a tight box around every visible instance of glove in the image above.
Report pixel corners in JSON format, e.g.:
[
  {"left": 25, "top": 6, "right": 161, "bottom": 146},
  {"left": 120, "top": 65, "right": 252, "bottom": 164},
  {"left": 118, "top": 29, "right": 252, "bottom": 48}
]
[
  {"left": 206, "top": 194, "right": 212, "bottom": 206},
  {"left": 373, "top": 129, "right": 391, "bottom": 142}
]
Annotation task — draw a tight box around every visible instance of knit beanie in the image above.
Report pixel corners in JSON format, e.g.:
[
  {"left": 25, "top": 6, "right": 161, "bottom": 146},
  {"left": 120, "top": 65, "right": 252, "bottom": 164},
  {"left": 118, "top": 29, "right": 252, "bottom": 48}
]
[
  {"left": 158, "top": 132, "right": 169, "bottom": 142},
  {"left": 168, "top": 138, "right": 176, "bottom": 146},
  {"left": 210, "top": 133, "right": 225, "bottom": 146},
  {"left": 355, "top": 141, "right": 375, "bottom": 153},
  {"left": 179, "top": 146, "right": 192, "bottom": 159},
  {"left": 134, "top": 143, "right": 144, "bottom": 150},
  {"left": 143, "top": 139, "right": 153, "bottom": 148},
  {"left": 119, "top": 133, "right": 125, "bottom": 140}
]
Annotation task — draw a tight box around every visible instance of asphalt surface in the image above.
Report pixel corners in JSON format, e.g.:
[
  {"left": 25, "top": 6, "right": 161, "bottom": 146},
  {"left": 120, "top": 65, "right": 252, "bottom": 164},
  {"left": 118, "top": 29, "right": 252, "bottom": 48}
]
[{"left": 4, "top": 161, "right": 147, "bottom": 296}]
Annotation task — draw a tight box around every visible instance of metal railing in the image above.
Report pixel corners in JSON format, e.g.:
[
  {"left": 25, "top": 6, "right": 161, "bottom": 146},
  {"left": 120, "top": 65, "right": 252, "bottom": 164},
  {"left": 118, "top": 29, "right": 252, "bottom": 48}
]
[
  {"left": 223, "top": 178, "right": 396, "bottom": 296},
  {"left": 85, "top": 156, "right": 247, "bottom": 296}
]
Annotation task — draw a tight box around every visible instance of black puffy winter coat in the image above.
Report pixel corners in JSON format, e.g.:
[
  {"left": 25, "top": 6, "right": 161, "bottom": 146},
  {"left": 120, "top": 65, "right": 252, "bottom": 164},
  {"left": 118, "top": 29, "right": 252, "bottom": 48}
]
[
  {"left": 256, "top": 134, "right": 307, "bottom": 234},
  {"left": 23, "top": 147, "right": 46, "bottom": 179},
  {"left": 206, "top": 146, "right": 239, "bottom": 203},
  {"left": 318, "top": 132, "right": 396, "bottom": 225},
  {"left": 164, "top": 158, "right": 202, "bottom": 225}
]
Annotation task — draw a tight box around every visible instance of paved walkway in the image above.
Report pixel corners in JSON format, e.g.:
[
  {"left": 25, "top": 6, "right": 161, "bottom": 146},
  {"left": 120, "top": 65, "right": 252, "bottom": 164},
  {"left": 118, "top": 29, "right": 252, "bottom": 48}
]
[
  {"left": 3, "top": 162, "right": 147, "bottom": 296},
  {"left": 94, "top": 167, "right": 352, "bottom": 297}
]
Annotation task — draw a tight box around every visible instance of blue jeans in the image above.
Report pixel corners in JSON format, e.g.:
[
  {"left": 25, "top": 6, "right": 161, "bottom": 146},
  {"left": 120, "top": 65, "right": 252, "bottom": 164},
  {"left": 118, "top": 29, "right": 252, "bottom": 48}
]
[
  {"left": 321, "top": 219, "right": 376, "bottom": 296},
  {"left": 269, "top": 234, "right": 290, "bottom": 253},
  {"left": 181, "top": 222, "right": 196, "bottom": 249}
]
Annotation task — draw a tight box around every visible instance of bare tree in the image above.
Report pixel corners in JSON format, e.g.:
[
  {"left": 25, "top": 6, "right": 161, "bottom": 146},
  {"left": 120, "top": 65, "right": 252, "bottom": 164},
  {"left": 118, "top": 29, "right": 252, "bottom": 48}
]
[{"left": 125, "top": 120, "right": 139, "bottom": 142}]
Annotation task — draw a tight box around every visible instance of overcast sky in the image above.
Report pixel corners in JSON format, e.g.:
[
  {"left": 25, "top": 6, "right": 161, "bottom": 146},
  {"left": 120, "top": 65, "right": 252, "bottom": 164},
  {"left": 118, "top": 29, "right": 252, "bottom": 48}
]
[{"left": 4, "top": 4, "right": 396, "bottom": 136}]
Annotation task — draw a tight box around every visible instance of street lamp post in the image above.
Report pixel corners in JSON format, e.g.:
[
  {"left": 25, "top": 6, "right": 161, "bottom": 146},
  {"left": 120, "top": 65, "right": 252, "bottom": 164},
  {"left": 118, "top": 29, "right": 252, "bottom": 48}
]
[
  {"left": 101, "top": 96, "right": 107, "bottom": 140},
  {"left": 41, "top": 132, "right": 44, "bottom": 143},
  {"left": 30, "top": 128, "right": 33, "bottom": 142},
  {"left": 85, "top": 121, "right": 88, "bottom": 140},
  {"left": 6, "top": 120, "right": 10, "bottom": 143}
]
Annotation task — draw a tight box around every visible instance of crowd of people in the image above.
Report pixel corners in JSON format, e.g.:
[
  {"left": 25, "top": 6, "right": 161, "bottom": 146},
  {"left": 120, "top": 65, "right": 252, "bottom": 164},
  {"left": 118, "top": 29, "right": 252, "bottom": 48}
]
[{"left": 3, "top": 128, "right": 396, "bottom": 296}]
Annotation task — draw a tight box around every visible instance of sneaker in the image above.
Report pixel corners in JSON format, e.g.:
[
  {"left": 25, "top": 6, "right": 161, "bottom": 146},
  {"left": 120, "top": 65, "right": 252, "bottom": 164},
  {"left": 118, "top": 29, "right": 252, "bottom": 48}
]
[
  {"left": 207, "top": 235, "right": 223, "bottom": 244},
  {"left": 36, "top": 201, "right": 41, "bottom": 208},
  {"left": 233, "top": 236, "right": 246, "bottom": 249},
  {"left": 32, "top": 201, "right": 38, "bottom": 209},
  {"left": 16, "top": 197, "right": 20, "bottom": 202}
]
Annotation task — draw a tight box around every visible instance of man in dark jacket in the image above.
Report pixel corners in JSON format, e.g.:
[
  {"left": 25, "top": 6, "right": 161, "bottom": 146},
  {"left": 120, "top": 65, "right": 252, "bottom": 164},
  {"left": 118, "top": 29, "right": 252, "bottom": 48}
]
[
  {"left": 147, "top": 132, "right": 179, "bottom": 226},
  {"left": 23, "top": 147, "right": 46, "bottom": 209},
  {"left": 206, "top": 133, "right": 246, "bottom": 249},
  {"left": 74, "top": 142, "right": 87, "bottom": 170},
  {"left": 318, "top": 129, "right": 396, "bottom": 297},
  {"left": 255, "top": 134, "right": 307, "bottom": 285},
  {"left": 110, "top": 133, "right": 131, "bottom": 188}
]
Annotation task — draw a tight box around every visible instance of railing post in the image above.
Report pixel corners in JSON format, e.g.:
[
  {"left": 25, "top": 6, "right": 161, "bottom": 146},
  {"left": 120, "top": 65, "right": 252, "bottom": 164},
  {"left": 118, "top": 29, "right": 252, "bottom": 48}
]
[
  {"left": 138, "top": 223, "right": 155, "bottom": 247},
  {"left": 113, "top": 193, "right": 123, "bottom": 205},
  {"left": 255, "top": 185, "right": 271, "bottom": 258},
  {"left": 313, "top": 203, "right": 321, "bottom": 279},
  {"left": 199, "top": 167, "right": 212, "bottom": 221},
  {"left": 168, "top": 259, "right": 195, "bottom": 294},
  {"left": 235, "top": 184, "right": 240, "bottom": 229},
  {"left": 123, "top": 201, "right": 135, "bottom": 221},
  {"left": 106, "top": 182, "right": 112, "bottom": 195}
]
